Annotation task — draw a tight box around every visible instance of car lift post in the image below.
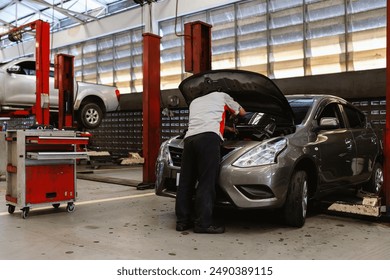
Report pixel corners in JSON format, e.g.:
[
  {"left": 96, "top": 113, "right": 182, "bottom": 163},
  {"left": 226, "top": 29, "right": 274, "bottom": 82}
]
[
  {"left": 141, "top": 33, "right": 161, "bottom": 186},
  {"left": 140, "top": 22, "right": 212, "bottom": 187},
  {"left": 184, "top": 21, "right": 212, "bottom": 74},
  {"left": 384, "top": 0, "right": 390, "bottom": 215},
  {"left": 0, "top": 20, "right": 50, "bottom": 125},
  {"left": 32, "top": 20, "right": 51, "bottom": 126},
  {"left": 55, "top": 54, "right": 75, "bottom": 129}
]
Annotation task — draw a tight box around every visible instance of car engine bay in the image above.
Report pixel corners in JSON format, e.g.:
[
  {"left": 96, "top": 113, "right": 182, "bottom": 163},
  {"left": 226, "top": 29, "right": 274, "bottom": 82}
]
[{"left": 224, "top": 111, "right": 296, "bottom": 141}]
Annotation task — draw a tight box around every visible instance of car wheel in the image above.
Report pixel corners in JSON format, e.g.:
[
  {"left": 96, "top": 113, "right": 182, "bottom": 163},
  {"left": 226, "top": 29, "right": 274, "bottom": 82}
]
[
  {"left": 283, "top": 169, "right": 308, "bottom": 228},
  {"left": 78, "top": 103, "right": 103, "bottom": 129},
  {"left": 366, "top": 162, "right": 383, "bottom": 195}
]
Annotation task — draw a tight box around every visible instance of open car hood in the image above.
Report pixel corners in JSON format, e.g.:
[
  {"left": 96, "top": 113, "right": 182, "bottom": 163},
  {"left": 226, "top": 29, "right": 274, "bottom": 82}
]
[{"left": 179, "top": 69, "right": 295, "bottom": 125}]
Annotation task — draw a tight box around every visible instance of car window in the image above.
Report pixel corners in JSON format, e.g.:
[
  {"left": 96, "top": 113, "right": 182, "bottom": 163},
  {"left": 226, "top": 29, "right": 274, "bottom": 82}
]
[
  {"left": 343, "top": 105, "right": 366, "bottom": 129},
  {"left": 15, "top": 61, "right": 55, "bottom": 77},
  {"left": 16, "top": 61, "right": 36, "bottom": 75},
  {"left": 317, "top": 103, "right": 345, "bottom": 128},
  {"left": 288, "top": 98, "right": 313, "bottom": 124}
]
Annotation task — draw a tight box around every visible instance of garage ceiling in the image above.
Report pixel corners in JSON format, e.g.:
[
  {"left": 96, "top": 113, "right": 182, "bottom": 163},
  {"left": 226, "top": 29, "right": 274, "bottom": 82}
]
[{"left": 0, "top": 0, "right": 138, "bottom": 33}]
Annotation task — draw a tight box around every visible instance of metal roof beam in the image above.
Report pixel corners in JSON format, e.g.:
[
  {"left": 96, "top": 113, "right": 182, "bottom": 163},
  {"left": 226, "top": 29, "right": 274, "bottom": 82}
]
[
  {"left": 18, "top": 1, "right": 60, "bottom": 26},
  {"left": 0, "top": 0, "right": 14, "bottom": 10},
  {"left": 89, "top": 0, "right": 108, "bottom": 17},
  {"left": 24, "top": 0, "right": 98, "bottom": 23},
  {"left": 23, "top": 0, "right": 84, "bottom": 23},
  {"left": 0, "top": 0, "right": 17, "bottom": 29},
  {"left": 89, "top": 0, "right": 108, "bottom": 9}
]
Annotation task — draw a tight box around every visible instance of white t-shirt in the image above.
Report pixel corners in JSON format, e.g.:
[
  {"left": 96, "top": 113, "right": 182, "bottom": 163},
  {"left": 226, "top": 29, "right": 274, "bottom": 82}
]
[{"left": 185, "top": 91, "right": 241, "bottom": 140}]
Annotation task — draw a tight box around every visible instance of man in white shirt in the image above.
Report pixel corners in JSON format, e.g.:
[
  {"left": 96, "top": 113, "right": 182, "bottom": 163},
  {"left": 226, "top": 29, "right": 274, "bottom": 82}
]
[{"left": 175, "top": 91, "right": 246, "bottom": 233}]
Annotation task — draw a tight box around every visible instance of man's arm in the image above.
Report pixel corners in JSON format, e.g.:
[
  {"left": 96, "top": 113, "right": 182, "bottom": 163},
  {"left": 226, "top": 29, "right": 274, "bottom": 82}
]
[
  {"left": 224, "top": 92, "right": 246, "bottom": 117},
  {"left": 238, "top": 106, "right": 246, "bottom": 117}
]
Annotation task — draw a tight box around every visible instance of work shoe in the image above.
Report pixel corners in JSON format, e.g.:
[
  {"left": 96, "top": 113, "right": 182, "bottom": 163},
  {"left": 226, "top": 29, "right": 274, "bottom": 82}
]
[
  {"left": 193, "top": 225, "right": 225, "bottom": 234},
  {"left": 176, "top": 222, "right": 193, "bottom": 231}
]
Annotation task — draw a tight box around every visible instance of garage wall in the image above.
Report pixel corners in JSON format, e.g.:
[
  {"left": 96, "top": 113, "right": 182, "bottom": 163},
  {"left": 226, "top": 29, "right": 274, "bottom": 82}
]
[
  {"left": 1, "top": 0, "right": 386, "bottom": 96},
  {"left": 0, "top": 0, "right": 242, "bottom": 61},
  {"left": 275, "top": 68, "right": 386, "bottom": 99}
]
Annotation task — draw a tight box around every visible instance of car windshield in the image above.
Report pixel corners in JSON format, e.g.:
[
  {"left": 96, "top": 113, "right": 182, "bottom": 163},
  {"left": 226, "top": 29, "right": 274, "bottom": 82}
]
[{"left": 288, "top": 98, "right": 314, "bottom": 125}]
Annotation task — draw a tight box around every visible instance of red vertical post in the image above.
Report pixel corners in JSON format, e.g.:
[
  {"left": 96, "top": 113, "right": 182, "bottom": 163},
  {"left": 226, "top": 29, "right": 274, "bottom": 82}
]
[
  {"left": 34, "top": 20, "right": 51, "bottom": 126},
  {"left": 142, "top": 33, "right": 161, "bottom": 185},
  {"left": 384, "top": 1, "right": 390, "bottom": 212},
  {"left": 184, "top": 23, "right": 193, "bottom": 73},
  {"left": 184, "top": 21, "right": 212, "bottom": 74},
  {"left": 55, "top": 54, "right": 75, "bottom": 130}
]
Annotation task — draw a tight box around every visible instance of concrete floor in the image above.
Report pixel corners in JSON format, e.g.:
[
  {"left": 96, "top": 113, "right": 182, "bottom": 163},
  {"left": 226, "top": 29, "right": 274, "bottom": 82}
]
[{"left": 1, "top": 165, "right": 390, "bottom": 260}]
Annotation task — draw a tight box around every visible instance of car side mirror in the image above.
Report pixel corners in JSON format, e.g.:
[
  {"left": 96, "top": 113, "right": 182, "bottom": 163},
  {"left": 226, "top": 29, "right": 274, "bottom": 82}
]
[
  {"left": 6, "top": 65, "right": 22, "bottom": 74},
  {"left": 319, "top": 117, "right": 340, "bottom": 130}
]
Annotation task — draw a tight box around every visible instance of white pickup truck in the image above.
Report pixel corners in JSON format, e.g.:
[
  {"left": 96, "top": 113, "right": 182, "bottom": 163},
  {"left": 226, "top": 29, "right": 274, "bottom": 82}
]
[{"left": 0, "top": 57, "right": 120, "bottom": 129}]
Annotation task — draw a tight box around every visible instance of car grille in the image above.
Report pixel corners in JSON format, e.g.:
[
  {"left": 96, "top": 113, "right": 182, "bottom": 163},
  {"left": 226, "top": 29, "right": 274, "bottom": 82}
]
[
  {"left": 169, "top": 146, "right": 183, "bottom": 167},
  {"left": 168, "top": 145, "right": 237, "bottom": 167}
]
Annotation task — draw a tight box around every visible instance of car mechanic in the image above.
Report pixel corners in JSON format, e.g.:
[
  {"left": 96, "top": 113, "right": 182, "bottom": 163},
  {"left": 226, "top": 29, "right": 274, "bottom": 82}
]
[{"left": 175, "top": 90, "right": 246, "bottom": 234}]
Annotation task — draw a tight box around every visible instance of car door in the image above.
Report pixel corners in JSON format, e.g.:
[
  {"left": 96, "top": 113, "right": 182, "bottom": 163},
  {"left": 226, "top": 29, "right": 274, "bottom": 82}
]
[
  {"left": 341, "top": 104, "right": 378, "bottom": 183},
  {"left": 3, "top": 61, "right": 36, "bottom": 106},
  {"left": 4, "top": 60, "right": 58, "bottom": 107},
  {"left": 315, "top": 102, "right": 357, "bottom": 189}
]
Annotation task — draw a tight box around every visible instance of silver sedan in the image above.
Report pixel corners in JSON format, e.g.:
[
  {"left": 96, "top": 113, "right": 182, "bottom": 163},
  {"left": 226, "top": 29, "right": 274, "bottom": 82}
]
[{"left": 155, "top": 70, "right": 383, "bottom": 228}]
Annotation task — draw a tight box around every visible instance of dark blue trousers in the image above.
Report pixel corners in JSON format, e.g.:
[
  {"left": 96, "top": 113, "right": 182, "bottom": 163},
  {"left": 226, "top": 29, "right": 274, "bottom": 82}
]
[{"left": 175, "top": 132, "right": 221, "bottom": 228}]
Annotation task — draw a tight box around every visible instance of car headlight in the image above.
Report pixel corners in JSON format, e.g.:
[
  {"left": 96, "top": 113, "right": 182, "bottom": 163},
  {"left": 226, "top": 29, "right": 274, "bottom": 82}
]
[
  {"left": 232, "top": 138, "right": 287, "bottom": 167},
  {"left": 157, "top": 140, "right": 170, "bottom": 163}
]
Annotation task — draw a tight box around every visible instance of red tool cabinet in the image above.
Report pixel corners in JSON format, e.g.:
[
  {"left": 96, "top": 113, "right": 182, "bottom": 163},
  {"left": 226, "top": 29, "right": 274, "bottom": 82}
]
[{"left": 5, "top": 129, "right": 89, "bottom": 218}]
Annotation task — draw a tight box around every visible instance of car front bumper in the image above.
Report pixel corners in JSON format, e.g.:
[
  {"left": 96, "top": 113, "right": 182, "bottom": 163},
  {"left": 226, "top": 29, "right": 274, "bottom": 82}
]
[{"left": 155, "top": 145, "right": 292, "bottom": 210}]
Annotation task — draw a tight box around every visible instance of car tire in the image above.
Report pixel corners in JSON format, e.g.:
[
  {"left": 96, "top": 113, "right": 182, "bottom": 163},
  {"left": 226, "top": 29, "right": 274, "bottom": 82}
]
[
  {"left": 78, "top": 103, "right": 103, "bottom": 129},
  {"left": 283, "top": 169, "right": 308, "bottom": 228},
  {"left": 366, "top": 162, "right": 383, "bottom": 195}
]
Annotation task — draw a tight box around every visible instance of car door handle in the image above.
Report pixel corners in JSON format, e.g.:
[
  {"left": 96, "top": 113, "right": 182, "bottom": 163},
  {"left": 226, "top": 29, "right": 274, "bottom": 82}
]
[{"left": 345, "top": 138, "right": 352, "bottom": 150}]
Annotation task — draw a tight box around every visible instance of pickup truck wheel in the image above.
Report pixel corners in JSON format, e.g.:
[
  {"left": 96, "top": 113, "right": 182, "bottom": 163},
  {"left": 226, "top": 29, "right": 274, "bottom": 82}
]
[{"left": 79, "top": 103, "right": 103, "bottom": 129}]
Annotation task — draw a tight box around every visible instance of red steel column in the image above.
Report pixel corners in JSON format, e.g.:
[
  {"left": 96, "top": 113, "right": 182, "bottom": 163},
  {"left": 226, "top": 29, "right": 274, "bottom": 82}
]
[
  {"left": 34, "top": 20, "right": 51, "bottom": 126},
  {"left": 55, "top": 54, "right": 75, "bottom": 129},
  {"left": 384, "top": 1, "right": 390, "bottom": 211},
  {"left": 142, "top": 33, "right": 161, "bottom": 185},
  {"left": 184, "top": 21, "right": 212, "bottom": 74}
]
